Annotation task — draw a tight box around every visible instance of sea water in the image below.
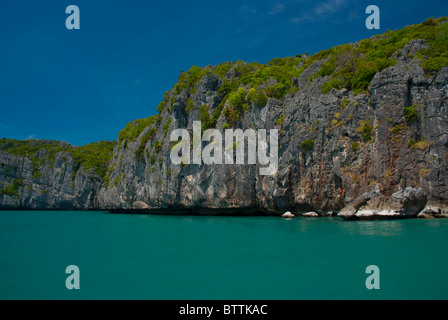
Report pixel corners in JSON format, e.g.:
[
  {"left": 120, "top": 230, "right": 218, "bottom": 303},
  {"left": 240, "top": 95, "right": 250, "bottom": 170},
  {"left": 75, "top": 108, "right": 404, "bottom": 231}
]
[{"left": 0, "top": 210, "right": 447, "bottom": 300}]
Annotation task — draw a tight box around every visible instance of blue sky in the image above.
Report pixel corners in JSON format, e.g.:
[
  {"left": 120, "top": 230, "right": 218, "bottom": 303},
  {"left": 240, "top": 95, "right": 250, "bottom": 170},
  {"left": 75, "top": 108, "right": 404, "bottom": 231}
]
[{"left": 0, "top": 0, "right": 447, "bottom": 146}]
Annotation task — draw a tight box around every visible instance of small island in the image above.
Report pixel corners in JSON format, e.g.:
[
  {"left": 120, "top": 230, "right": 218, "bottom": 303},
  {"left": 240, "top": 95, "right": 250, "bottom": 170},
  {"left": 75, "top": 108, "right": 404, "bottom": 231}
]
[{"left": 1, "top": 17, "right": 448, "bottom": 220}]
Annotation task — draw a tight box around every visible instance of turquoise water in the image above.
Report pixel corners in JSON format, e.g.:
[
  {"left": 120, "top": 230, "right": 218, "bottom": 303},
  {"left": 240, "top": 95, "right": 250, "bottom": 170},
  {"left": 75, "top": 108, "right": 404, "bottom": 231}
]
[{"left": 0, "top": 210, "right": 447, "bottom": 300}]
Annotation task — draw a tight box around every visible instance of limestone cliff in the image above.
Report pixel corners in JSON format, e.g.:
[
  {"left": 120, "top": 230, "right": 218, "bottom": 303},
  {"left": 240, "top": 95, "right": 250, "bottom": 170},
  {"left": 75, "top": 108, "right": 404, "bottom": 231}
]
[
  {"left": 0, "top": 140, "right": 112, "bottom": 210},
  {"left": 1, "top": 18, "right": 448, "bottom": 218}
]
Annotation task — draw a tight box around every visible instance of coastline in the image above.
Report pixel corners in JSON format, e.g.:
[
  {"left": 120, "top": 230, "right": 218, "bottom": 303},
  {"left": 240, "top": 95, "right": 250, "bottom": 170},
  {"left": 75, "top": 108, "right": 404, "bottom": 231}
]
[{"left": 1, "top": 204, "right": 447, "bottom": 220}]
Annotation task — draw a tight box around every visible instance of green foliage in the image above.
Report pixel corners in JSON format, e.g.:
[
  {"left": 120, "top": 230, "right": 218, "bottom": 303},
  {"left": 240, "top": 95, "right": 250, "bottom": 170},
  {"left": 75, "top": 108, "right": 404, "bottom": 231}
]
[
  {"left": 185, "top": 98, "right": 194, "bottom": 114},
  {"left": 174, "top": 65, "right": 206, "bottom": 95},
  {"left": 223, "top": 107, "right": 241, "bottom": 125},
  {"left": 408, "top": 139, "right": 433, "bottom": 150},
  {"left": 163, "top": 90, "right": 170, "bottom": 101},
  {"left": 0, "top": 139, "right": 114, "bottom": 182},
  {"left": 357, "top": 120, "right": 374, "bottom": 141},
  {"left": 149, "top": 127, "right": 158, "bottom": 139},
  {"left": 318, "top": 43, "right": 396, "bottom": 94},
  {"left": 200, "top": 104, "right": 213, "bottom": 131},
  {"left": 223, "top": 87, "right": 248, "bottom": 124},
  {"left": 72, "top": 141, "right": 115, "bottom": 180},
  {"left": 275, "top": 115, "right": 285, "bottom": 127},
  {"left": 228, "top": 87, "right": 247, "bottom": 111},
  {"left": 213, "top": 57, "right": 302, "bottom": 110},
  {"left": 0, "top": 139, "right": 72, "bottom": 179},
  {"left": 32, "top": 170, "right": 43, "bottom": 179},
  {"left": 135, "top": 128, "right": 157, "bottom": 159},
  {"left": 217, "top": 80, "right": 239, "bottom": 97},
  {"left": 265, "top": 83, "right": 288, "bottom": 99},
  {"left": 351, "top": 142, "right": 360, "bottom": 151},
  {"left": 246, "top": 88, "right": 256, "bottom": 103},
  {"left": 156, "top": 101, "right": 166, "bottom": 113},
  {"left": 154, "top": 140, "right": 163, "bottom": 153},
  {"left": 156, "top": 90, "right": 171, "bottom": 114},
  {"left": 404, "top": 104, "right": 419, "bottom": 122},
  {"left": 390, "top": 123, "right": 408, "bottom": 141},
  {"left": 390, "top": 124, "right": 406, "bottom": 134},
  {"left": 201, "top": 80, "right": 239, "bottom": 128},
  {"left": 318, "top": 60, "right": 337, "bottom": 77},
  {"left": 252, "top": 89, "right": 268, "bottom": 108},
  {"left": 420, "top": 56, "right": 448, "bottom": 74},
  {"left": 0, "top": 139, "right": 71, "bottom": 160},
  {"left": 214, "top": 62, "right": 233, "bottom": 78},
  {"left": 300, "top": 139, "right": 315, "bottom": 152},
  {"left": 267, "top": 56, "right": 305, "bottom": 67},
  {"left": 321, "top": 82, "right": 334, "bottom": 94},
  {"left": 0, "top": 178, "right": 24, "bottom": 198},
  {"left": 163, "top": 118, "right": 172, "bottom": 136},
  {"left": 411, "top": 18, "right": 448, "bottom": 75},
  {"left": 318, "top": 17, "right": 448, "bottom": 93},
  {"left": 118, "top": 115, "right": 158, "bottom": 145}
]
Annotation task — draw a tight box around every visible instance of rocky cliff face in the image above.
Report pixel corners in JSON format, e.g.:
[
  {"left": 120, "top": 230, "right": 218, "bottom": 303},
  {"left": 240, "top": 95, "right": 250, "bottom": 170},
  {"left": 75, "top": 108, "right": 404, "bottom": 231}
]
[
  {"left": 96, "top": 47, "right": 448, "bottom": 218},
  {"left": 0, "top": 140, "right": 111, "bottom": 210},
  {"left": 1, "top": 19, "right": 448, "bottom": 218},
  {"left": 0, "top": 149, "right": 102, "bottom": 210}
]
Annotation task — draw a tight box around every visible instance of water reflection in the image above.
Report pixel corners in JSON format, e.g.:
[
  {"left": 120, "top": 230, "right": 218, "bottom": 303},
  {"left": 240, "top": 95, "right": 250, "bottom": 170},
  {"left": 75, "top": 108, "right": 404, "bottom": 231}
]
[{"left": 342, "top": 220, "right": 403, "bottom": 237}]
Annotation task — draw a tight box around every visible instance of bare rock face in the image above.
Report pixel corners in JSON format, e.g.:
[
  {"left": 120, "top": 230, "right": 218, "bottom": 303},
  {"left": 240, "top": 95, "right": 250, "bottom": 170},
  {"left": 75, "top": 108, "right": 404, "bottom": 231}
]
[
  {"left": 339, "top": 187, "right": 427, "bottom": 220},
  {"left": 417, "top": 204, "right": 448, "bottom": 219},
  {"left": 0, "top": 148, "right": 102, "bottom": 210}
]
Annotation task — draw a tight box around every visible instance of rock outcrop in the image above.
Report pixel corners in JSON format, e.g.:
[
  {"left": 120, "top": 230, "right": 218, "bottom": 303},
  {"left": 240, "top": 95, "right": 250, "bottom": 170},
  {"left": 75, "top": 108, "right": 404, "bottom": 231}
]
[
  {"left": 281, "top": 211, "right": 295, "bottom": 218},
  {"left": 95, "top": 44, "right": 448, "bottom": 218}
]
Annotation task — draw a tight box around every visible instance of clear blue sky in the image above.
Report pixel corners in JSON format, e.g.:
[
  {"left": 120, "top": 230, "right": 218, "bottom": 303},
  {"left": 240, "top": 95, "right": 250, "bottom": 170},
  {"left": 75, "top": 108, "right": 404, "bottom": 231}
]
[{"left": 1, "top": 0, "right": 447, "bottom": 146}]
